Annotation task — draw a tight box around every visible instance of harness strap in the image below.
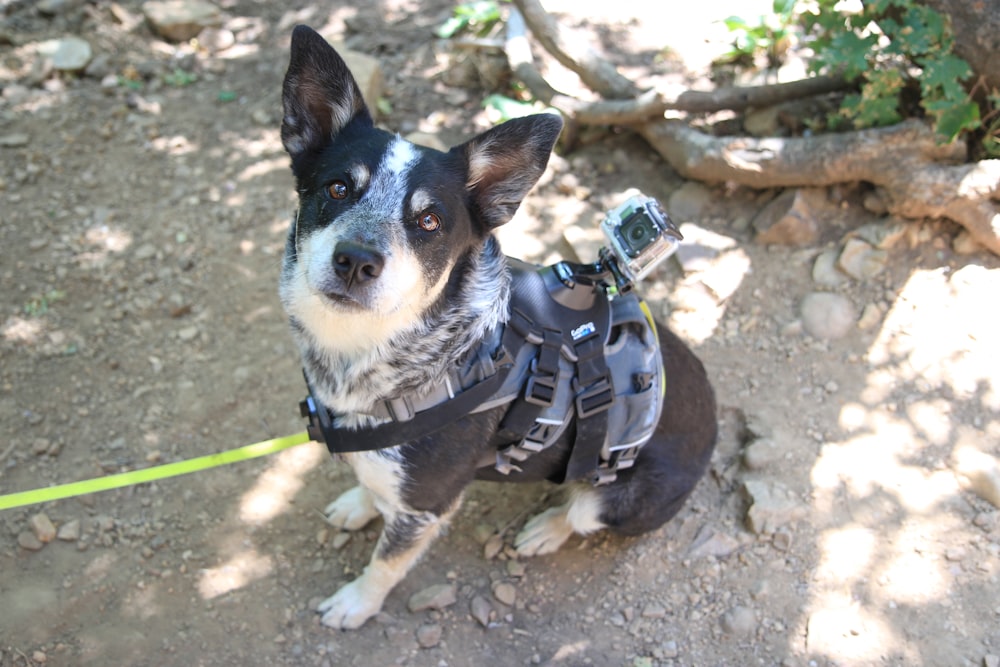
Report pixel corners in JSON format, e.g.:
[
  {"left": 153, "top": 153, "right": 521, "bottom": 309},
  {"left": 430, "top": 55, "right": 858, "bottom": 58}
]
[
  {"left": 303, "top": 326, "right": 522, "bottom": 454},
  {"left": 562, "top": 329, "right": 616, "bottom": 483}
]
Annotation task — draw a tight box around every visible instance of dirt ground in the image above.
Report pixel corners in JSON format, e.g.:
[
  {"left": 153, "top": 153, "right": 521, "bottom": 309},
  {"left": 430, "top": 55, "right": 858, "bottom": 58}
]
[{"left": 2, "top": 1, "right": 999, "bottom": 666}]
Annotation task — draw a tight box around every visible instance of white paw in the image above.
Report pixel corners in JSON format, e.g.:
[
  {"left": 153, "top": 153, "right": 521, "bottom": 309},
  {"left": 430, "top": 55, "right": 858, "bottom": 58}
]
[
  {"left": 317, "top": 578, "right": 384, "bottom": 630},
  {"left": 324, "top": 485, "right": 380, "bottom": 531},
  {"left": 515, "top": 506, "right": 574, "bottom": 557}
]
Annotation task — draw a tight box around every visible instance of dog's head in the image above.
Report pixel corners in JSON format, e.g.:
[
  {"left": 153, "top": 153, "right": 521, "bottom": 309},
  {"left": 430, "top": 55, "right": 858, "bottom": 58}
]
[{"left": 279, "top": 25, "right": 562, "bottom": 354}]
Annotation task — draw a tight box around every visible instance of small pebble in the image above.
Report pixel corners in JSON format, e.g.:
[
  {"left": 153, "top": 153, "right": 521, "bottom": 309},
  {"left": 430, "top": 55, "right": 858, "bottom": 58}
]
[
  {"left": 30, "top": 513, "right": 57, "bottom": 543},
  {"left": 492, "top": 581, "right": 517, "bottom": 607},
  {"left": 57, "top": 518, "right": 81, "bottom": 541},
  {"left": 416, "top": 623, "right": 442, "bottom": 648},
  {"left": 470, "top": 595, "right": 493, "bottom": 627},
  {"left": 407, "top": 584, "right": 456, "bottom": 613},
  {"left": 18, "top": 531, "right": 44, "bottom": 551},
  {"left": 719, "top": 605, "right": 756, "bottom": 636}
]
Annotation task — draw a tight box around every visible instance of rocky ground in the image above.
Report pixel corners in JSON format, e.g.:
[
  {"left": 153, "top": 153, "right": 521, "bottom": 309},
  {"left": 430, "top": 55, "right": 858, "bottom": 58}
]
[{"left": 2, "top": 1, "right": 1000, "bottom": 666}]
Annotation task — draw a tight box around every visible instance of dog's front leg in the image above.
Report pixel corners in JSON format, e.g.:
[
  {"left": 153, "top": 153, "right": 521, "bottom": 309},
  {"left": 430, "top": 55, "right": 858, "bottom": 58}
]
[{"left": 318, "top": 505, "right": 457, "bottom": 629}]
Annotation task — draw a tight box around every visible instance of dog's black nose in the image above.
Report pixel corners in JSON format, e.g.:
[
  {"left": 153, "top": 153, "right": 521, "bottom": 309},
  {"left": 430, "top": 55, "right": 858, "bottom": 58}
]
[{"left": 333, "top": 241, "right": 384, "bottom": 288}]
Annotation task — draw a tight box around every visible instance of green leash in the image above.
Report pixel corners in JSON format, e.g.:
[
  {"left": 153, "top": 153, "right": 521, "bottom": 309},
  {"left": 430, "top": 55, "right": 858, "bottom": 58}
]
[{"left": 0, "top": 431, "right": 311, "bottom": 511}]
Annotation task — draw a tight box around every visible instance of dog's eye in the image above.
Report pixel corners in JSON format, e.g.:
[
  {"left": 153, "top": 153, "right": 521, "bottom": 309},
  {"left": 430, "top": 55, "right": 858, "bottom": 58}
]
[
  {"left": 417, "top": 212, "right": 441, "bottom": 232},
  {"left": 328, "top": 180, "right": 349, "bottom": 200}
]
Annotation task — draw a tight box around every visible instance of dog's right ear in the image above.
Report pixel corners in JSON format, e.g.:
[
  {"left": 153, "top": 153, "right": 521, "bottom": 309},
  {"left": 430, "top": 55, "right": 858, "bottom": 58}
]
[{"left": 281, "top": 25, "right": 372, "bottom": 159}]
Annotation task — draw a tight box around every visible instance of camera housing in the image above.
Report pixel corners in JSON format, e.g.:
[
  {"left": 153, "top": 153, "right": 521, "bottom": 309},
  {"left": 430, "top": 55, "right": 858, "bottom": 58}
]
[{"left": 600, "top": 194, "right": 682, "bottom": 284}]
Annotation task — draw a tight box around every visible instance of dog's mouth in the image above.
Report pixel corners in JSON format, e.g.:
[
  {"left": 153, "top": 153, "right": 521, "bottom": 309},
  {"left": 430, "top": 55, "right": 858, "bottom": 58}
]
[{"left": 321, "top": 290, "right": 366, "bottom": 310}]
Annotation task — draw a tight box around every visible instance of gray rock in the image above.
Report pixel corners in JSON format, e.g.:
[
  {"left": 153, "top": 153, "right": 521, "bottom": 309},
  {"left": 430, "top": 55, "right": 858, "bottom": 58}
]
[
  {"left": 407, "top": 584, "right": 456, "bottom": 613},
  {"left": 688, "top": 525, "right": 740, "bottom": 559},
  {"left": 668, "top": 182, "right": 713, "bottom": 222},
  {"left": 719, "top": 605, "right": 756, "bottom": 636},
  {"left": 18, "top": 531, "right": 44, "bottom": 551},
  {"left": 800, "top": 292, "right": 855, "bottom": 340},
  {"left": 197, "top": 27, "right": 235, "bottom": 52},
  {"left": 743, "top": 479, "right": 807, "bottom": 534},
  {"left": 143, "top": 0, "right": 222, "bottom": 41},
  {"left": 752, "top": 188, "right": 825, "bottom": 246},
  {"left": 837, "top": 238, "right": 887, "bottom": 280},
  {"left": 37, "top": 37, "right": 93, "bottom": 72},
  {"left": 641, "top": 602, "right": 667, "bottom": 619},
  {"left": 57, "top": 518, "right": 81, "bottom": 541},
  {"left": 415, "top": 623, "right": 442, "bottom": 648},
  {"left": 0, "top": 132, "right": 31, "bottom": 147},
  {"left": 812, "top": 249, "right": 847, "bottom": 287},
  {"left": 853, "top": 220, "right": 907, "bottom": 250},
  {"left": 743, "top": 437, "right": 781, "bottom": 471},
  {"left": 492, "top": 581, "right": 517, "bottom": 606},
  {"left": 470, "top": 595, "right": 493, "bottom": 627}
]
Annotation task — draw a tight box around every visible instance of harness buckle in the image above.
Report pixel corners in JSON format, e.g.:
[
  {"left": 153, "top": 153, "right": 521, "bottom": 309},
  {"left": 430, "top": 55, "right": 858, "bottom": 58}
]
[
  {"left": 524, "top": 374, "right": 557, "bottom": 406},
  {"left": 574, "top": 375, "right": 615, "bottom": 418},
  {"left": 300, "top": 395, "right": 332, "bottom": 445}
]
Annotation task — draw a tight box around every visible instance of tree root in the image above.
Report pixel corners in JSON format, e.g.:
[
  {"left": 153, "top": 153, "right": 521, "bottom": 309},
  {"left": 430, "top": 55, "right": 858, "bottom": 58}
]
[{"left": 640, "top": 120, "right": 1000, "bottom": 254}]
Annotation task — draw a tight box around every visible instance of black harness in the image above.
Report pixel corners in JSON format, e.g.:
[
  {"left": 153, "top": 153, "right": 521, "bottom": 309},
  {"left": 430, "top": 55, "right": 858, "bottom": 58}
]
[{"left": 300, "top": 259, "right": 664, "bottom": 485}]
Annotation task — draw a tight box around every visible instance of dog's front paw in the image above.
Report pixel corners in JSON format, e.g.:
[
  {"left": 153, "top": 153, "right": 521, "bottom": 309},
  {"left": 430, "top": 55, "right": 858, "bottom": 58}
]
[
  {"left": 317, "top": 578, "right": 383, "bottom": 630},
  {"left": 324, "top": 485, "right": 380, "bottom": 531},
  {"left": 515, "top": 506, "right": 574, "bottom": 557}
]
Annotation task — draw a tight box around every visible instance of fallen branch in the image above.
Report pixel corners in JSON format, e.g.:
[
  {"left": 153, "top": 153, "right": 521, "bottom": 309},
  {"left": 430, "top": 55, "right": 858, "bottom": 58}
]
[{"left": 506, "top": 3, "right": 853, "bottom": 124}]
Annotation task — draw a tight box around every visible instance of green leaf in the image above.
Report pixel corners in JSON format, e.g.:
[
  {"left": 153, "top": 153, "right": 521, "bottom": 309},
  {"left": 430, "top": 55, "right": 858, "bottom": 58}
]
[
  {"left": 435, "top": 15, "right": 468, "bottom": 39},
  {"left": 722, "top": 15, "right": 750, "bottom": 31},
  {"left": 483, "top": 95, "right": 557, "bottom": 122},
  {"left": 925, "top": 99, "right": 980, "bottom": 142},
  {"left": 828, "top": 31, "right": 878, "bottom": 79},
  {"left": 772, "top": 0, "right": 797, "bottom": 18},
  {"left": 919, "top": 53, "right": 973, "bottom": 100},
  {"left": 437, "top": 0, "right": 500, "bottom": 38}
]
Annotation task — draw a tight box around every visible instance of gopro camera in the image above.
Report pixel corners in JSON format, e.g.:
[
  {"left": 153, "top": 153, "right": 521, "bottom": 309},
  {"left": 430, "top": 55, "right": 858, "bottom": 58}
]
[{"left": 601, "top": 194, "right": 682, "bottom": 283}]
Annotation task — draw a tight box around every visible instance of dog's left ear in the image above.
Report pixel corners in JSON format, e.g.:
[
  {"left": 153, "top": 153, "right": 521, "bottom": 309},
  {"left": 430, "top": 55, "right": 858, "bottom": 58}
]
[
  {"left": 458, "top": 114, "right": 563, "bottom": 228},
  {"left": 281, "top": 25, "right": 372, "bottom": 160}
]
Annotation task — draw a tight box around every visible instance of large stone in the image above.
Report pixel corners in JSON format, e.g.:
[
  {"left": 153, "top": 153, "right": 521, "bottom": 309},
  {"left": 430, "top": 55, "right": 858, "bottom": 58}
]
[
  {"left": 143, "top": 1, "right": 222, "bottom": 42},
  {"left": 667, "top": 182, "right": 713, "bottom": 222},
  {"left": 800, "top": 292, "right": 855, "bottom": 340},
  {"left": 752, "top": 188, "right": 826, "bottom": 246},
  {"left": 743, "top": 479, "right": 807, "bottom": 534},
  {"left": 37, "top": 37, "right": 93, "bottom": 72},
  {"left": 837, "top": 238, "right": 888, "bottom": 281}
]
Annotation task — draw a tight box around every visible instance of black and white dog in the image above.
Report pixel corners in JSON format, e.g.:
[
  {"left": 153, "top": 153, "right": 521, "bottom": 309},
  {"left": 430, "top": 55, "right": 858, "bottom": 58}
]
[{"left": 279, "top": 25, "right": 717, "bottom": 629}]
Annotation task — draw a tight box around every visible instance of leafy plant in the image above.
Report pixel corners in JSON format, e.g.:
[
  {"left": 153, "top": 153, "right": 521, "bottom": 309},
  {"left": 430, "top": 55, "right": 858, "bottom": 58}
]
[
  {"left": 23, "top": 290, "right": 65, "bottom": 317},
  {"left": 163, "top": 68, "right": 198, "bottom": 87},
  {"left": 436, "top": 0, "right": 502, "bottom": 39},
  {"left": 801, "top": 0, "right": 980, "bottom": 141},
  {"left": 720, "top": 0, "right": 798, "bottom": 68}
]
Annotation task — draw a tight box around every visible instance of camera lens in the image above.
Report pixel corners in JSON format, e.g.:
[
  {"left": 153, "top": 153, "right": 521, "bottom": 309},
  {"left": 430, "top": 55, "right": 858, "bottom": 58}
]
[
  {"left": 618, "top": 214, "right": 656, "bottom": 257},
  {"left": 628, "top": 224, "right": 650, "bottom": 244}
]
